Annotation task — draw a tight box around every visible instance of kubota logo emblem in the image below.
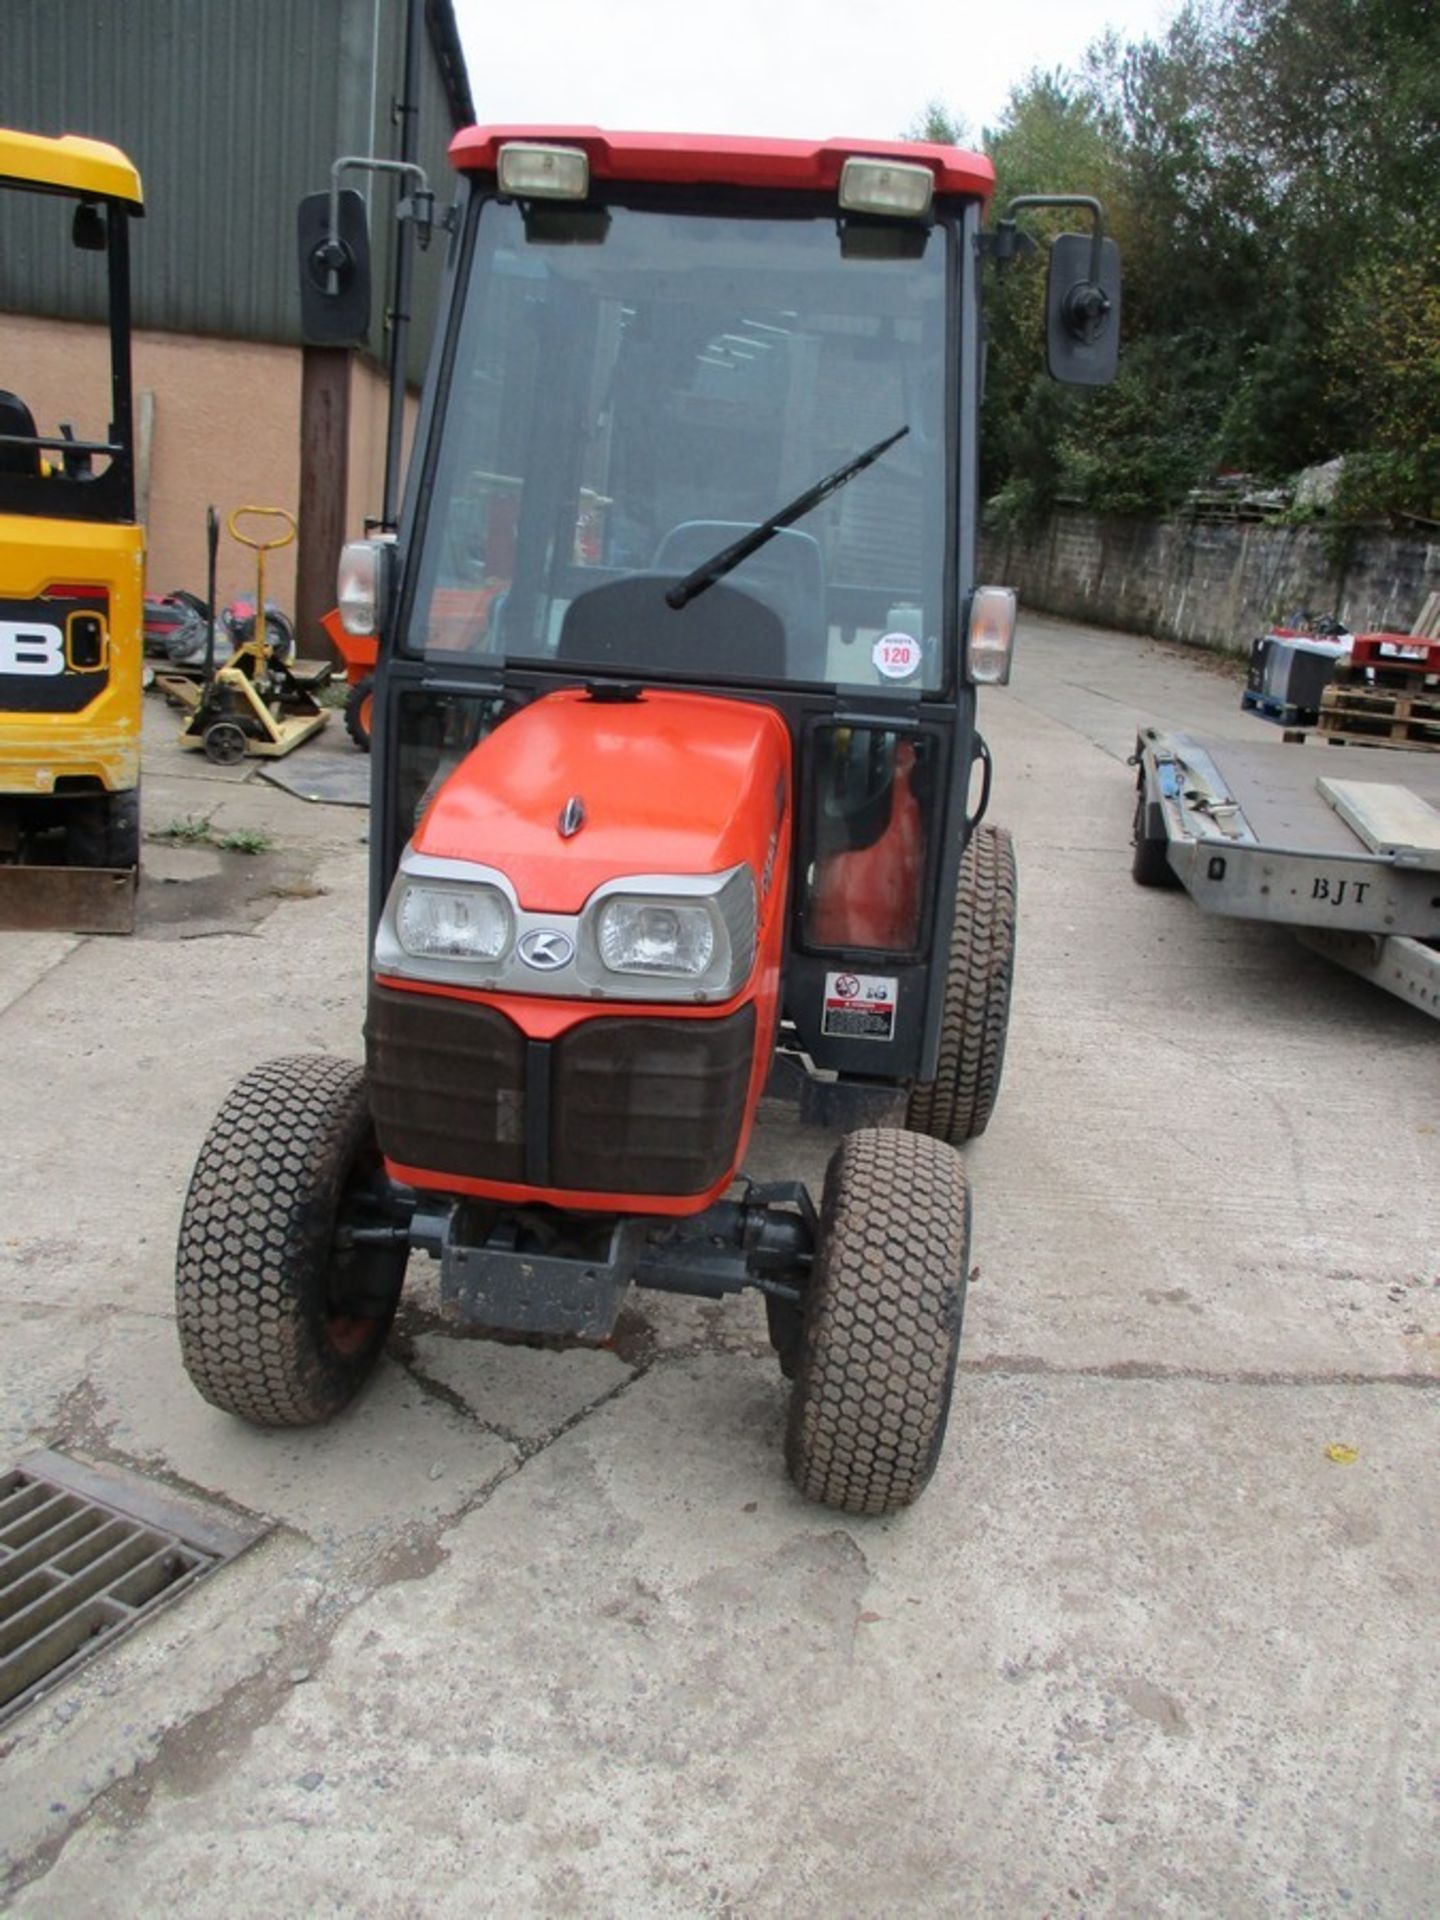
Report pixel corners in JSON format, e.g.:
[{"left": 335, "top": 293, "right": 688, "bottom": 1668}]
[
  {"left": 0, "top": 621, "right": 65, "bottom": 676},
  {"left": 518, "top": 929, "right": 574, "bottom": 971}
]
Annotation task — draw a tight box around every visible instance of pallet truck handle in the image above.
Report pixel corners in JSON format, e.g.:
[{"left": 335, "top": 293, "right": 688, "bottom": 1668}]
[{"left": 227, "top": 504, "right": 297, "bottom": 554}]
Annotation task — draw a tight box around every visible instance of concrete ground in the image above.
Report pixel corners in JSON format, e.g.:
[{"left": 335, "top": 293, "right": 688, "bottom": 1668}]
[{"left": 1, "top": 618, "right": 1435, "bottom": 1916}]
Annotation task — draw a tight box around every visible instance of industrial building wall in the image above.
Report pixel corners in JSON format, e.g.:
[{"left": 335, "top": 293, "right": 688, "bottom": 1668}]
[
  {"left": 2, "top": 0, "right": 460, "bottom": 367},
  {"left": 5, "top": 0, "right": 351, "bottom": 343},
  {"left": 6, "top": 312, "right": 414, "bottom": 614},
  {"left": 6, "top": 311, "right": 303, "bottom": 608},
  {"left": 2, "top": 0, "right": 464, "bottom": 636}
]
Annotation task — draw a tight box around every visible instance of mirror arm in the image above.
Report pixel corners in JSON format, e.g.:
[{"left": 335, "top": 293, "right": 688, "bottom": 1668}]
[
  {"left": 1000, "top": 193, "right": 1107, "bottom": 285},
  {"left": 325, "top": 156, "right": 434, "bottom": 292}
]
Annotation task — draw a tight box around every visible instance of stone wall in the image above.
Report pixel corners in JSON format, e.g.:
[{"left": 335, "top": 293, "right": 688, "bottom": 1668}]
[{"left": 980, "top": 512, "right": 1439, "bottom": 651}]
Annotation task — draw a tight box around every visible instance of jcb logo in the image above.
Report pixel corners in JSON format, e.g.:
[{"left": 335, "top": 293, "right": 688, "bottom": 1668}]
[{"left": 0, "top": 621, "right": 66, "bottom": 677}]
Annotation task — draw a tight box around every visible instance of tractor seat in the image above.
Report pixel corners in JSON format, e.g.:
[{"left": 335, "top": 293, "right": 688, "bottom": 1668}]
[
  {"left": 651, "top": 522, "right": 828, "bottom": 680},
  {"left": 555, "top": 573, "right": 787, "bottom": 682},
  {"left": 0, "top": 391, "right": 42, "bottom": 477}
]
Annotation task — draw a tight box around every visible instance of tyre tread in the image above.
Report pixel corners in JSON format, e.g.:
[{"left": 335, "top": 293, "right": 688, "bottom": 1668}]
[
  {"left": 344, "top": 675, "right": 375, "bottom": 752},
  {"left": 786, "top": 1128, "right": 970, "bottom": 1516},
  {"left": 907, "top": 823, "right": 1016, "bottom": 1144},
  {"left": 1131, "top": 789, "right": 1180, "bottom": 887},
  {"left": 175, "top": 1054, "right": 394, "bottom": 1426}
]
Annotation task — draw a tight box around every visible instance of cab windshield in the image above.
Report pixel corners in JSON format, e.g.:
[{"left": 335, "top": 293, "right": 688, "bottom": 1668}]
[{"left": 407, "top": 195, "right": 952, "bottom": 692}]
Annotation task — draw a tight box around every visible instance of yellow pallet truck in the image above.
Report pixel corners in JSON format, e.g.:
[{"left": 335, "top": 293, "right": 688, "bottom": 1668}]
[{"left": 161, "top": 506, "right": 330, "bottom": 764}]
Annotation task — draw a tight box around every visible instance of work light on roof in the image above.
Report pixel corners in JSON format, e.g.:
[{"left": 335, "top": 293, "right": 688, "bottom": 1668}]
[
  {"left": 497, "top": 143, "right": 590, "bottom": 201},
  {"left": 838, "top": 157, "right": 934, "bottom": 221}
]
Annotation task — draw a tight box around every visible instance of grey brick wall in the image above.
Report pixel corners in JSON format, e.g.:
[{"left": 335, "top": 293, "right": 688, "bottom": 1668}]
[{"left": 981, "top": 513, "right": 1439, "bottom": 650}]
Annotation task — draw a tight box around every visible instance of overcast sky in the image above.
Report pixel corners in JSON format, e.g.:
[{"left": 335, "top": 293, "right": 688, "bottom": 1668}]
[{"left": 451, "top": 0, "right": 1178, "bottom": 147}]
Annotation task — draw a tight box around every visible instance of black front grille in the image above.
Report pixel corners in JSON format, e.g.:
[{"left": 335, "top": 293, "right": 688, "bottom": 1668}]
[
  {"left": 552, "top": 1006, "right": 756, "bottom": 1195},
  {"left": 367, "top": 983, "right": 757, "bottom": 1199},
  {"left": 367, "top": 984, "right": 527, "bottom": 1182}
]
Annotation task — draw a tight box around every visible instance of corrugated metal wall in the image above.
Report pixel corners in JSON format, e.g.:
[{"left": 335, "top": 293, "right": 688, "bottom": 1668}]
[{"left": 1, "top": 0, "right": 464, "bottom": 371}]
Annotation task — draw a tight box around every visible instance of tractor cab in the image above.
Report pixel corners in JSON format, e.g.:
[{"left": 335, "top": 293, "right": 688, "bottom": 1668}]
[
  {"left": 367, "top": 135, "right": 991, "bottom": 1104},
  {"left": 176, "top": 129, "right": 1120, "bottom": 1516}
]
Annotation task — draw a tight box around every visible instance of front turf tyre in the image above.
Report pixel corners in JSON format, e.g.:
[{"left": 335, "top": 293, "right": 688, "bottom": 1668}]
[
  {"left": 175, "top": 1055, "right": 406, "bottom": 1426},
  {"left": 786, "top": 1128, "right": 971, "bottom": 1516},
  {"left": 906, "top": 822, "right": 1016, "bottom": 1145},
  {"left": 344, "top": 674, "right": 375, "bottom": 752}
]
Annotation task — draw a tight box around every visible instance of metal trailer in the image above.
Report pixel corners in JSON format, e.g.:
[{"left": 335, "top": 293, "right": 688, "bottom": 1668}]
[{"left": 1130, "top": 727, "right": 1440, "bottom": 1021}]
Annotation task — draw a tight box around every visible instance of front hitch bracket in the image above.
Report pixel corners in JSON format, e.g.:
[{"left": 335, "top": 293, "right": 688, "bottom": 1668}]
[{"left": 394, "top": 1180, "right": 818, "bottom": 1339}]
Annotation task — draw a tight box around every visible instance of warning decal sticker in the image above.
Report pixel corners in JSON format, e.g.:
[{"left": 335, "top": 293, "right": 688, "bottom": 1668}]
[{"left": 822, "top": 971, "right": 898, "bottom": 1041}]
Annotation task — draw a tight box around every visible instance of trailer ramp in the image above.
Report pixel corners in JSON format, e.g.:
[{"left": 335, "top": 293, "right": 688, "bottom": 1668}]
[{"left": 1131, "top": 729, "right": 1440, "bottom": 1018}]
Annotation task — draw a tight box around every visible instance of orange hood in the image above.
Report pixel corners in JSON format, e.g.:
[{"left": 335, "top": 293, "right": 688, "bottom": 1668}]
[{"left": 413, "top": 688, "right": 791, "bottom": 914}]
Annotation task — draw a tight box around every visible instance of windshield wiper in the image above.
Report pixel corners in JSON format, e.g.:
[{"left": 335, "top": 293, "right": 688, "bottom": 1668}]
[{"left": 664, "top": 424, "right": 909, "bottom": 611}]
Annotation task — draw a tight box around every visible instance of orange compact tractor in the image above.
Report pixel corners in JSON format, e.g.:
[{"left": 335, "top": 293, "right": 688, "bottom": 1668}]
[{"left": 175, "top": 131, "right": 1119, "bottom": 1513}]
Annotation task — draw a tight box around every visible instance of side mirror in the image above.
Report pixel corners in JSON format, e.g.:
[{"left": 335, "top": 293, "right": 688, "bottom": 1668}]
[
  {"left": 1046, "top": 232, "right": 1121, "bottom": 386},
  {"left": 297, "top": 189, "right": 372, "bottom": 346}
]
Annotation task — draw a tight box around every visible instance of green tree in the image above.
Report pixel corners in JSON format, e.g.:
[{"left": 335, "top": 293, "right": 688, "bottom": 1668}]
[
  {"left": 932, "top": 0, "right": 1440, "bottom": 523},
  {"left": 979, "top": 70, "right": 1117, "bottom": 512},
  {"left": 1327, "top": 227, "right": 1440, "bottom": 520},
  {"left": 1210, "top": 0, "right": 1440, "bottom": 485},
  {"left": 904, "top": 102, "right": 971, "bottom": 147}
]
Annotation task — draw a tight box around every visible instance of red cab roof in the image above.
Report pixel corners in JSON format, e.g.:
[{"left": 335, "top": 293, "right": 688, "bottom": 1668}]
[{"left": 449, "top": 126, "right": 994, "bottom": 203}]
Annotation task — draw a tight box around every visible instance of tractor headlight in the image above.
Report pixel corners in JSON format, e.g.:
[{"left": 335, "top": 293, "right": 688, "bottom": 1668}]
[
  {"left": 396, "top": 882, "right": 513, "bottom": 961},
  {"left": 585, "top": 867, "right": 757, "bottom": 996},
  {"left": 375, "top": 855, "right": 522, "bottom": 986},
  {"left": 375, "top": 856, "right": 758, "bottom": 1003},
  {"left": 597, "top": 899, "right": 716, "bottom": 977}
]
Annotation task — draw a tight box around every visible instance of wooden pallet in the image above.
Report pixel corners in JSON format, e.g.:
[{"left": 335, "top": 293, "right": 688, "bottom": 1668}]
[
  {"left": 1330, "top": 663, "right": 1440, "bottom": 703},
  {"left": 1318, "top": 680, "right": 1440, "bottom": 748},
  {"left": 1321, "top": 732, "right": 1440, "bottom": 752}
]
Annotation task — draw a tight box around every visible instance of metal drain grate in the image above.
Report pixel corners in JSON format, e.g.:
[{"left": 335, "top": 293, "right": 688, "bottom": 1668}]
[{"left": 0, "top": 1450, "right": 261, "bottom": 1724}]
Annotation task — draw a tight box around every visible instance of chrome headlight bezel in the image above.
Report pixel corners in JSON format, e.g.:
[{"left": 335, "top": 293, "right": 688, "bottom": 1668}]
[
  {"left": 374, "top": 853, "right": 758, "bottom": 1004},
  {"left": 579, "top": 867, "right": 757, "bottom": 997},
  {"left": 374, "top": 856, "right": 520, "bottom": 987}
]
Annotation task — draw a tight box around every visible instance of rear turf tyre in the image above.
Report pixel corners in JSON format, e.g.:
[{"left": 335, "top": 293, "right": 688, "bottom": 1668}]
[
  {"left": 175, "top": 1055, "right": 405, "bottom": 1426},
  {"left": 786, "top": 1127, "right": 971, "bottom": 1516},
  {"left": 344, "top": 673, "right": 375, "bottom": 752},
  {"left": 1131, "top": 787, "right": 1180, "bottom": 888},
  {"left": 906, "top": 822, "right": 1016, "bottom": 1145}
]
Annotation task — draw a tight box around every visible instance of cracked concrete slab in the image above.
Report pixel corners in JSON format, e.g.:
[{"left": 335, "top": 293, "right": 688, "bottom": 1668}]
[
  {"left": 73, "top": 1315, "right": 517, "bottom": 1545},
  {"left": 1, "top": 619, "right": 1435, "bottom": 1914},
  {"left": 0, "top": 932, "right": 78, "bottom": 1017},
  {"left": 5, "top": 1365, "right": 1435, "bottom": 1916},
  {"left": 969, "top": 622, "right": 1438, "bottom": 1384},
  {"left": 405, "top": 1327, "right": 636, "bottom": 1448}
]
